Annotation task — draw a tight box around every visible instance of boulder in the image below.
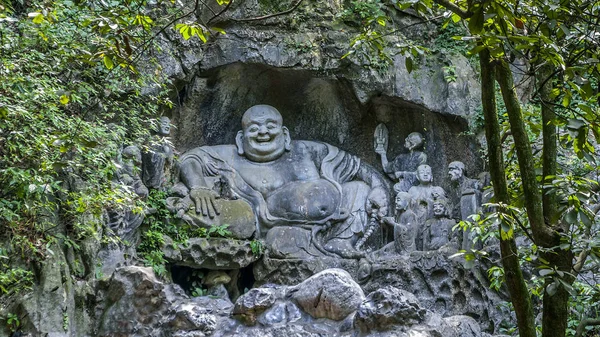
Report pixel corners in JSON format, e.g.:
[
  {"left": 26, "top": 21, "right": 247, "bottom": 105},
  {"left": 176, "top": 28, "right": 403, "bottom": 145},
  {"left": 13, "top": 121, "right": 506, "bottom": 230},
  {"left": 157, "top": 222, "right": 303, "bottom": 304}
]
[{"left": 289, "top": 269, "right": 364, "bottom": 321}]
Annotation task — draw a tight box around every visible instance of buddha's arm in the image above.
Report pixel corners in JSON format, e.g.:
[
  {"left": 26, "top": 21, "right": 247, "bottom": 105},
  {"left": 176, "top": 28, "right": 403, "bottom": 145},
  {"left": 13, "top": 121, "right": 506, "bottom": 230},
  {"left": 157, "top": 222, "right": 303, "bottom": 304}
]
[
  {"left": 179, "top": 157, "right": 219, "bottom": 218},
  {"left": 180, "top": 157, "right": 210, "bottom": 189}
]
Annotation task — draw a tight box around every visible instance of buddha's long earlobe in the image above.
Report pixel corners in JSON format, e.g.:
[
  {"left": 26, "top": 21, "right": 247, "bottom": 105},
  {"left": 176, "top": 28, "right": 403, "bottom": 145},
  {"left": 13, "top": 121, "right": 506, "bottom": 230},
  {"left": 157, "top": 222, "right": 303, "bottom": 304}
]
[
  {"left": 236, "top": 131, "right": 244, "bottom": 155},
  {"left": 283, "top": 127, "right": 291, "bottom": 151}
]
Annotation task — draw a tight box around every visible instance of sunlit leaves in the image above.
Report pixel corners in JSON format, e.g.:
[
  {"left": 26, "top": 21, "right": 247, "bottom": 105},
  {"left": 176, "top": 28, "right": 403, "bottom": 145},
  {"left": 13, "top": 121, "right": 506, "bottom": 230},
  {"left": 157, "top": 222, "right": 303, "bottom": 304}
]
[{"left": 175, "top": 23, "right": 209, "bottom": 42}]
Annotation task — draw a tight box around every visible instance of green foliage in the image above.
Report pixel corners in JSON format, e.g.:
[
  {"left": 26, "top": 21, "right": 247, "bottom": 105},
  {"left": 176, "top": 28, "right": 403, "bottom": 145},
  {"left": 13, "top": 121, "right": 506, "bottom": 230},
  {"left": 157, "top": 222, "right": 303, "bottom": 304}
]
[
  {"left": 250, "top": 240, "right": 263, "bottom": 257},
  {"left": 5, "top": 313, "right": 20, "bottom": 333},
  {"left": 207, "top": 224, "right": 232, "bottom": 238},
  {"left": 0, "top": 0, "right": 185, "bottom": 295},
  {"left": 0, "top": 248, "right": 33, "bottom": 296},
  {"left": 191, "top": 287, "right": 207, "bottom": 297}
]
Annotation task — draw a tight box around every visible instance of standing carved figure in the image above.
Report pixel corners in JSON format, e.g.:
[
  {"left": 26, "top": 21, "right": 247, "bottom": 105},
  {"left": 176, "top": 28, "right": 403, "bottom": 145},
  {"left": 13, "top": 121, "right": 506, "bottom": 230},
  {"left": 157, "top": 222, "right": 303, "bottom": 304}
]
[
  {"left": 448, "top": 161, "right": 482, "bottom": 250},
  {"left": 107, "top": 145, "right": 149, "bottom": 242},
  {"left": 374, "top": 127, "right": 427, "bottom": 192},
  {"left": 142, "top": 116, "right": 174, "bottom": 189}
]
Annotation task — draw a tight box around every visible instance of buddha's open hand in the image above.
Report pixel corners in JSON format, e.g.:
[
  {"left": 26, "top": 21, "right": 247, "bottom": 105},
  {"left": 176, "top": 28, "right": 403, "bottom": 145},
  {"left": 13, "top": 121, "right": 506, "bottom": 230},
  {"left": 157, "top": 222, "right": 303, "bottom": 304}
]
[{"left": 190, "top": 187, "right": 220, "bottom": 218}]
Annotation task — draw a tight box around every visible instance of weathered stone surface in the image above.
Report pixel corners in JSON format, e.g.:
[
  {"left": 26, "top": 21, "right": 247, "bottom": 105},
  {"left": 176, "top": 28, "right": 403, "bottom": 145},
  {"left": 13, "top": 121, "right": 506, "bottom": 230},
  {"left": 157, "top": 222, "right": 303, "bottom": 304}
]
[
  {"left": 443, "top": 315, "right": 482, "bottom": 337},
  {"left": 232, "top": 287, "right": 282, "bottom": 325},
  {"left": 96, "top": 266, "right": 234, "bottom": 337},
  {"left": 289, "top": 269, "right": 364, "bottom": 321},
  {"left": 354, "top": 286, "right": 426, "bottom": 332},
  {"left": 163, "top": 237, "right": 259, "bottom": 269},
  {"left": 362, "top": 249, "right": 509, "bottom": 334},
  {"left": 258, "top": 302, "right": 302, "bottom": 327},
  {"left": 254, "top": 256, "right": 360, "bottom": 286}
]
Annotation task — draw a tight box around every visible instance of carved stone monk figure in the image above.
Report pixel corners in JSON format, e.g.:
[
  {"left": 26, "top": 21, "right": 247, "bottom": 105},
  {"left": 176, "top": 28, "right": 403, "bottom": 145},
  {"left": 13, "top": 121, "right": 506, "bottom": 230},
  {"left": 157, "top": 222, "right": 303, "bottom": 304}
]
[
  {"left": 448, "top": 161, "right": 482, "bottom": 250},
  {"left": 375, "top": 130, "right": 427, "bottom": 192},
  {"left": 142, "top": 116, "right": 174, "bottom": 189},
  {"left": 422, "top": 198, "right": 456, "bottom": 251},
  {"left": 175, "top": 105, "right": 388, "bottom": 259}
]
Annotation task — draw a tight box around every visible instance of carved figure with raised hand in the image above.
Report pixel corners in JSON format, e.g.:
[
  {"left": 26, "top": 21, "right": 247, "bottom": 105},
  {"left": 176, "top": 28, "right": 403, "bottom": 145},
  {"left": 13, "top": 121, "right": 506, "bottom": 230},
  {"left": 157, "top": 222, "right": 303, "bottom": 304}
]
[
  {"left": 173, "top": 104, "right": 389, "bottom": 259},
  {"left": 374, "top": 127, "right": 427, "bottom": 193},
  {"left": 142, "top": 116, "right": 174, "bottom": 189},
  {"left": 448, "top": 161, "right": 482, "bottom": 250},
  {"left": 422, "top": 198, "right": 456, "bottom": 251}
]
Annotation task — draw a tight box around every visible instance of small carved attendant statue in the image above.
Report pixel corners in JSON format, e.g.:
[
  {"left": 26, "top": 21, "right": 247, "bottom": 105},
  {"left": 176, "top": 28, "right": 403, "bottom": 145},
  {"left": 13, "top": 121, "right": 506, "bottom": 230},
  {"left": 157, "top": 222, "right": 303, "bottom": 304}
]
[
  {"left": 422, "top": 198, "right": 456, "bottom": 251},
  {"left": 374, "top": 129, "right": 427, "bottom": 192},
  {"left": 448, "top": 161, "right": 482, "bottom": 250},
  {"left": 369, "top": 192, "right": 419, "bottom": 256},
  {"left": 408, "top": 165, "right": 446, "bottom": 219},
  {"left": 142, "top": 116, "right": 174, "bottom": 189}
]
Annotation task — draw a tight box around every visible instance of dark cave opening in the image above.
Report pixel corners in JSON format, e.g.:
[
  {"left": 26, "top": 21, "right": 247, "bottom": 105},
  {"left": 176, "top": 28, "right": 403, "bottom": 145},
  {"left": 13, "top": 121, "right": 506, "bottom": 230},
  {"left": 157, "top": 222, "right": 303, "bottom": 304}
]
[{"left": 169, "top": 263, "right": 256, "bottom": 301}]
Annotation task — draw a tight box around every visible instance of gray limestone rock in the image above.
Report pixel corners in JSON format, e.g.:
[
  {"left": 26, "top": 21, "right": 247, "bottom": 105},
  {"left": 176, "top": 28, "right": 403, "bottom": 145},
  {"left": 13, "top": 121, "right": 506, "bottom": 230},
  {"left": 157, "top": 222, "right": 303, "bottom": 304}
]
[
  {"left": 162, "top": 236, "right": 259, "bottom": 270},
  {"left": 289, "top": 269, "right": 364, "bottom": 321},
  {"left": 96, "top": 266, "right": 233, "bottom": 337},
  {"left": 232, "top": 287, "right": 281, "bottom": 325},
  {"left": 258, "top": 302, "right": 302, "bottom": 327},
  {"left": 354, "top": 286, "right": 426, "bottom": 333}
]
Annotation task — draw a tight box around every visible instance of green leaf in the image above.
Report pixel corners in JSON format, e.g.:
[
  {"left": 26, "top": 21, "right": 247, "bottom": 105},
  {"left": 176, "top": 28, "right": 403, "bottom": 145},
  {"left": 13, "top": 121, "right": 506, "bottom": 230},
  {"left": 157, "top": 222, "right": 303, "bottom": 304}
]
[
  {"left": 546, "top": 281, "right": 558, "bottom": 296},
  {"left": 376, "top": 17, "right": 386, "bottom": 26},
  {"left": 539, "top": 268, "right": 554, "bottom": 276},
  {"left": 212, "top": 27, "right": 226, "bottom": 35},
  {"left": 405, "top": 57, "right": 413, "bottom": 73},
  {"left": 564, "top": 209, "right": 577, "bottom": 224},
  {"left": 549, "top": 88, "right": 560, "bottom": 99},
  {"left": 451, "top": 13, "right": 461, "bottom": 23},
  {"left": 468, "top": 7, "right": 485, "bottom": 34},
  {"left": 103, "top": 55, "right": 114, "bottom": 70},
  {"left": 60, "top": 94, "right": 70, "bottom": 105},
  {"left": 28, "top": 12, "right": 44, "bottom": 24}
]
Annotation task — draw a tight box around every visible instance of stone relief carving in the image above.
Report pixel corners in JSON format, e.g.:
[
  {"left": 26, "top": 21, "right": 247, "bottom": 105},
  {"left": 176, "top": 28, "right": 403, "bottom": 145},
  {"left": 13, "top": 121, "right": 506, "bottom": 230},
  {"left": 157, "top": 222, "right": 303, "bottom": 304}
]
[
  {"left": 170, "top": 105, "right": 389, "bottom": 259},
  {"left": 158, "top": 106, "right": 493, "bottom": 263},
  {"left": 422, "top": 198, "right": 456, "bottom": 251},
  {"left": 375, "top": 124, "right": 427, "bottom": 193},
  {"left": 448, "top": 161, "right": 483, "bottom": 250},
  {"left": 142, "top": 116, "right": 174, "bottom": 190},
  {"left": 106, "top": 145, "right": 149, "bottom": 241}
]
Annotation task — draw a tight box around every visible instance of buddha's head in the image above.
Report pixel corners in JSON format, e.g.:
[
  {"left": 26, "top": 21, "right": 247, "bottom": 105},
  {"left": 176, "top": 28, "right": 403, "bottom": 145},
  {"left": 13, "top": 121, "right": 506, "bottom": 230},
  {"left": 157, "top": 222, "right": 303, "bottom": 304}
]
[
  {"left": 448, "top": 161, "right": 465, "bottom": 182},
  {"left": 416, "top": 164, "right": 433, "bottom": 184},
  {"left": 236, "top": 105, "right": 291, "bottom": 162}
]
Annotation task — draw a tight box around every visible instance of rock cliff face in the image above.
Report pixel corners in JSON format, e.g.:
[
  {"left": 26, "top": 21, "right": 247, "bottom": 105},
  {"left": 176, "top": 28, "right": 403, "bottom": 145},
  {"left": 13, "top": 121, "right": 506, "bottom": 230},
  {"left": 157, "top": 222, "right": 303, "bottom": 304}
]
[{"left": 1, "top": 2, "right": 512, "bottom": 337}]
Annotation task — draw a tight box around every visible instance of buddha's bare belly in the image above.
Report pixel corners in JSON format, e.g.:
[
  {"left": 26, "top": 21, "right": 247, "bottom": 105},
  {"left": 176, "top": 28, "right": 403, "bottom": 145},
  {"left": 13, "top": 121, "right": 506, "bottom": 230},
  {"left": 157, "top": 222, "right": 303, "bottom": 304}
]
[{"left": 266, "top": 179, "right": 341, "bottom": 222}]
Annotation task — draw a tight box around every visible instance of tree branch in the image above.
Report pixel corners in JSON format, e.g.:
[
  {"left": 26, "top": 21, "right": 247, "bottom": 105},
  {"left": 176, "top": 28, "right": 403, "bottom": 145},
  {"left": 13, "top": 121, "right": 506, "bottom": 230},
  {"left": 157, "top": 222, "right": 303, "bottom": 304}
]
[
  {"left": 232, "top": 0, "right": 304, "bottom": 22},
  {"left": 207, "top": 0, "right": 234, "bottom": 25},
  {"left": 433, "top": 0, "right": 471, "bottom": 19},
  {"left": 575, "top": 317, "right": 600, "bottom": 337}
]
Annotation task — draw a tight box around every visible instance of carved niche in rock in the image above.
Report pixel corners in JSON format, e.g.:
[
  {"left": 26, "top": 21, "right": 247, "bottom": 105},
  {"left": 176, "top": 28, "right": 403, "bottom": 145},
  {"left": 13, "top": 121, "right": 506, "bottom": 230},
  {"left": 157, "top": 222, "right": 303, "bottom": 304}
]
[{"left": 169, "top": 105, "right": 389, "bottom": 259}]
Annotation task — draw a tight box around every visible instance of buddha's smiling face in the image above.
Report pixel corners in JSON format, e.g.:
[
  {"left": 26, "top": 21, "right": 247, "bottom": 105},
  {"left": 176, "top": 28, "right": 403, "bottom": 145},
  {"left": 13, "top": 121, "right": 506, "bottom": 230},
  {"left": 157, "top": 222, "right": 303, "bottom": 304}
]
[{"left": 238, "top": 105, "right": 290, "bottom": 162}]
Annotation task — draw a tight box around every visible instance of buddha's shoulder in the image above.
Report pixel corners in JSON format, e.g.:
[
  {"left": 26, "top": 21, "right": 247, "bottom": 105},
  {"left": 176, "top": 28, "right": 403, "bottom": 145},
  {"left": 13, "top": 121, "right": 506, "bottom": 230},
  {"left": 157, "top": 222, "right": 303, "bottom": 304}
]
[{"left": 291, "top": 140, "right": 332, "bottom": 153}]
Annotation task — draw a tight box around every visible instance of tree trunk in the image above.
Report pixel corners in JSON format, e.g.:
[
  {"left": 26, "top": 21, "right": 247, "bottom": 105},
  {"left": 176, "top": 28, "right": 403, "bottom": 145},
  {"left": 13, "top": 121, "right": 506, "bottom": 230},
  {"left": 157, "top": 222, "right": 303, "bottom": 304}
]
[
  {"left": 496, "top": 60, "right": 573, "bottom": 337},
  {"left": 539, "top": 64, "right": 558, "bottom": 224},
  {"left": 495, "top": 60, "right": 553, "bottom": 244},
  {"left": 479, "top": 50, "right": 536, "bottom": 337}
]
